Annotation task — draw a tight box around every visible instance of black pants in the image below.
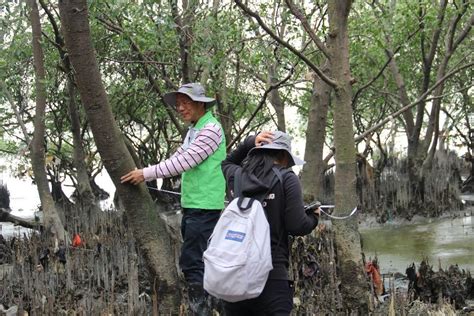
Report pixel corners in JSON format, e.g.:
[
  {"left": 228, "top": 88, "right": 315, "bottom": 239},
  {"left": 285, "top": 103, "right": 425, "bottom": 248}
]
[
  {"left": 179, "top": 208, "right": 220, "bottom": 284},
  {"left": 224, "top": 279, "right": 294, "bottom": 316}
]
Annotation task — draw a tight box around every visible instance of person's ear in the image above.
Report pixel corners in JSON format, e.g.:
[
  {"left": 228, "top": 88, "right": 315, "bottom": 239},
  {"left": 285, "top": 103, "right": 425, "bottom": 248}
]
[
  {"left": 195, "top": 101, "right": 205, "bottom": 111},
  {"left": 283, "top": 151, "right": 291, "bottom": 167}
]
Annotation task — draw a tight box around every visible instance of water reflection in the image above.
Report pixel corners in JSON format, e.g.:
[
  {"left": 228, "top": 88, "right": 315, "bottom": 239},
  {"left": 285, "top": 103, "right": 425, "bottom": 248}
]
[{"left": 360, "top": 215, "right": 474, "bottom": 274}]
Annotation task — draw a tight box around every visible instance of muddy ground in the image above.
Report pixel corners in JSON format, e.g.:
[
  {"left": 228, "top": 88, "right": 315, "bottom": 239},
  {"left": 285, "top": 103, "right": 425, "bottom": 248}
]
[{"left": 1, "top": 210, "right": 473, "bottom": 315}]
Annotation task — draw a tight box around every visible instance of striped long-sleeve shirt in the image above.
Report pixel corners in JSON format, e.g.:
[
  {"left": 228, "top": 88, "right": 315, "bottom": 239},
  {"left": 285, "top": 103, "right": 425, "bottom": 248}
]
[{"left": 143, "top": 122, "right": 223, "bottom": 181}]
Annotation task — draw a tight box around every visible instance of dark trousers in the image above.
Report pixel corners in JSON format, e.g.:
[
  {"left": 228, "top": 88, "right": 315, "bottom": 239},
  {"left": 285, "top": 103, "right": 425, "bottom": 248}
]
[
  {"left": 224, "top": 279, "right": 294, "bottom": 316},
  {"left": 179, "top": 208, "right": 220, "bottom": 285}
]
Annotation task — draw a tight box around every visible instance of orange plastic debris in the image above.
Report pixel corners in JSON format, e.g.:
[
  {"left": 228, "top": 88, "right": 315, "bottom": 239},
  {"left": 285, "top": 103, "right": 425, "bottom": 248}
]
[
  {"left": 365, "top": 261, "right": 383, "bottom": 296},
  {"left": 72, "top": 233, "right": 83, "bottom": 248}
]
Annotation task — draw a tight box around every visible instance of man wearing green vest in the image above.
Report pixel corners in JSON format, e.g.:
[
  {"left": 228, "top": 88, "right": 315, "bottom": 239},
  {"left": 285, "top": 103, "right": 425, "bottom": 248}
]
[{"left": 121, "top": 83, "right": 226, "bottom": 315}]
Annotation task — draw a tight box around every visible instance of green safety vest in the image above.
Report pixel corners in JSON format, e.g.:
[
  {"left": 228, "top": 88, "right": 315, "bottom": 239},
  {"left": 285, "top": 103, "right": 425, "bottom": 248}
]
[{"left": 181, "top": 111, "right": 226, "bottom": 210}]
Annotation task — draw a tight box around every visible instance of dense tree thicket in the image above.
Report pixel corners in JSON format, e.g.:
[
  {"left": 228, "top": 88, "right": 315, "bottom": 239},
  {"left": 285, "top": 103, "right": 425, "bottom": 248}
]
[{"left": 0, "top": 0, "right": 472, "bottom": 313}]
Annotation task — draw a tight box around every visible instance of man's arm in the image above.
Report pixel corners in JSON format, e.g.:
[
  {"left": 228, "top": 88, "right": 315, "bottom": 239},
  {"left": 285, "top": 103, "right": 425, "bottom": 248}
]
[
  {"left": 170, "top": 144, "right": 185, "bottom": 159},
  {"left": 142, "top": 123, "right": 222, "bottom": 181}
]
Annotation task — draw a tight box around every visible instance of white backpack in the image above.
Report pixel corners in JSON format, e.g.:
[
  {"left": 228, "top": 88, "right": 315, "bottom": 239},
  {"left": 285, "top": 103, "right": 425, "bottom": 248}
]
[{"left": 203, "top": 168, "right": 282, "bottom": 302}]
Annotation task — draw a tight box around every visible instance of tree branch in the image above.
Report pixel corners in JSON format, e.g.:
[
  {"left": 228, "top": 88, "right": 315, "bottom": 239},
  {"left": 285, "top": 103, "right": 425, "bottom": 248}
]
[
  {"left": 0, "top": 80, "right": 31, "bottom": 145},
  {"left": 96, "top": 13, "right": 184, "bottom": 135},
  {"left": 441, "top": 107, "right": 470, "bottom": 146},
  {"left": 355, "top": 60, "right": 474, "bottom": 142},
  {"left": 284, "top": 0, "right": 330, "bottom": 59},
  {"left": 233, "top": 0, "right": 337, "bottom": 87},
  {"left": 102, "top": 57, "right": 175, "bottom": 65},
  {"left": 425, "top": 0, "right": 447, "bottom": 70},
  {"left": 352, "top": 25, "right": 421, "bottom": 106},
  {"left": 451, "top": 9, "right": 474, "bottom": 51},
  {"left": 227, "top": 67, "right": 295, "bottom": 149}
]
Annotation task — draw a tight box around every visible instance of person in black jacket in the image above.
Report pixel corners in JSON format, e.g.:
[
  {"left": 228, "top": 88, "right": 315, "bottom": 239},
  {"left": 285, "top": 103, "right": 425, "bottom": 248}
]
[{"left": 221, "top": 130, "right": 320, "bottom": 315}]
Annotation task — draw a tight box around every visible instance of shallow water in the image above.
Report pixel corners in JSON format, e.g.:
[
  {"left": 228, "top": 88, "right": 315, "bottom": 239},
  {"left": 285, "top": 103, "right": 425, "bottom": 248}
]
[
  {"left": 360, "top": 214, "right": 474, "bottom": 274},
  {"left": 0, "top": 222, "right": 35, "bottom": 239},
  {"left": 0, "top": 209, "right": 37, "bottom": 239},
  {"left": 4, "top": 208, "right": 473, "bottom": 275}
]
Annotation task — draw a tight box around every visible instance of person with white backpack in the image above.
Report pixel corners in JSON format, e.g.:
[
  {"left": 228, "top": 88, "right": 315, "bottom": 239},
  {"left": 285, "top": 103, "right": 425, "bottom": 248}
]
[{"left": 217, "top": 131, "right": 320, "bottom": 315}]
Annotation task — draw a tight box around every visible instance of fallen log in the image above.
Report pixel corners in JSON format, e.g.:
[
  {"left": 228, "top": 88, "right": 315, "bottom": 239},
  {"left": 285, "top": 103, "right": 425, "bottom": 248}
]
[{"left": 0, "top": 208, "right": 41, "bottom": 230}]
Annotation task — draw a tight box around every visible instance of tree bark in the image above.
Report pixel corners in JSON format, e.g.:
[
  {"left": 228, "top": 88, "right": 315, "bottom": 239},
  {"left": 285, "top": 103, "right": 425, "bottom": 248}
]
[
  {"left": 58, "top": 0, "right": 179, "bottom": 312},
  {"left": 301, "top": 70, "right": 330, "bottom": 201},
  {"left": 327, "top": 1, "right": 369, "bottom": 312},
  {"left": 215, "top": 78, "right": 234, "bottom": 151},
  {"left": 422, "top": 5, "right": 473, "bottom": 169},
  {"left": 267, "top": 63, "right": 286, "bottom": 132},
  {"left": 67, "top": 80, "right": 94, "bottom": 199},
  {"left": 37, "top": 0, "right": 100, "bottom": 218},
  {"left": 387, "top": 51, "right": 423, "bottom": 201},
  {"left": 386, "top": 2, "right": 473, "bottom": 201},
  {"left": 170, "top": 0, "right": 196, "bottom": 83},
  {"left": 66, "top": 78, "right": 103, "bottom": 229},
  {"left": 28, "top": 0, "right": 66, "bottom": 241}
]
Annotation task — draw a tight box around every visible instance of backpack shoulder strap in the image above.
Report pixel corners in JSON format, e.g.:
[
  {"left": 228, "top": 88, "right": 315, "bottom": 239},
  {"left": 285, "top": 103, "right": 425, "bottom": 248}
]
[
  {"left": 233, "top": 170, "right": 256, "bottom": 211},
  {"left": 237, "top": 196, "right": 255, "bottom": 210},
  {"left": 270, "top": 166, "right": 291, "bottom": 194},
  {"left": 269, "top": 166, "right": 290, "bottom": 252},
  {"left": 271, "top": 166, "right": 283, "bottom": 187}
]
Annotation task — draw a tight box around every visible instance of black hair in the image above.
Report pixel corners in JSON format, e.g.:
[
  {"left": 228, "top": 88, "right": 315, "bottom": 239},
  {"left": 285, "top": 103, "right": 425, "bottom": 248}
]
[{"left": 242, "top": 149, "right": 287, "bottom": 180}]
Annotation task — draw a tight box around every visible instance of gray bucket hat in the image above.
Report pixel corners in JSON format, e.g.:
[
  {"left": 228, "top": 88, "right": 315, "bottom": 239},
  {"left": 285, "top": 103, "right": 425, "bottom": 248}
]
[
  {"left": 248, "top": 131, "right": 305, "bottom": 167},
  {"left": 163, "top": 83, "right": 216, "bottom": 108}
]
